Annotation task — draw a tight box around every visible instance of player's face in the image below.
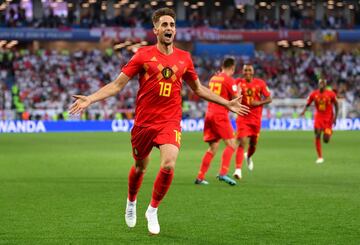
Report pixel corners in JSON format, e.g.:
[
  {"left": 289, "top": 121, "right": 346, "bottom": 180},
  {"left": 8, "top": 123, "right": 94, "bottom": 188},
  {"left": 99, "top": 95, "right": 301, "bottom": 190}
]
[
  {"left": 318, "top": 79, "right": 326, "bottom": 89},
  {"left": 153, "top": 15, "right": 176, "bottom": 46},
  {"left": 229, "top": 65, "right": 235, "bottom": 76},
  {"left": 243, "top": 65, "right": 254, "bottom": 81}
]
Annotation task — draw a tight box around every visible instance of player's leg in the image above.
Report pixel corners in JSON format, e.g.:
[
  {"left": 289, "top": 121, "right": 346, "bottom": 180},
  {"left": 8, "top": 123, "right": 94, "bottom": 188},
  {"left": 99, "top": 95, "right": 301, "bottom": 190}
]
[
  {"left": 146, "top": 144, "right": 179, "bottom": 234},
  {"left": 245, "top": 134, "right": 258, "bottom": 171},
  {"left": 126, "top": 125, "right": 155, "bottom": 228},
  {"left": 323, "top": 127, "right": 332, "bottom": 144},
  {"left": 314, "top": 128, "right": 324, "bottom": 164},
  {"left": 247, "top": 135, "right": 258, "bottom": 158},
  {"left": 128, "top": 158, "right": 149, "bottom": 202},
  {"left": 235, "top": 136, "right": 247, "bottom": 175},
  {"left": 217, "top": 138, "right": 237, "bottom": 185},
  {"left": 125, "top": 157, "right": 150, "bottom": 228},
  {"left": 195, "top": 141, "right": 219, "bottom": 184}
]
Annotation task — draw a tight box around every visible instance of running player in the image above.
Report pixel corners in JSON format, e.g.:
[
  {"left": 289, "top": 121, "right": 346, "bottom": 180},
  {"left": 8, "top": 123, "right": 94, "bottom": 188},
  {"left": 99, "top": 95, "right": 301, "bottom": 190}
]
[
  {"left": 69, "top": 8, "right": 249, "bottom": 235},
  {"left": 233, "top": 64, "right": 272, "bottom": 179},
  {"left": 195, "top": 57, "right": 239, "bottom": 186},
  {"left": 300, "top": 79, "right": 338, "bottom": 164}
]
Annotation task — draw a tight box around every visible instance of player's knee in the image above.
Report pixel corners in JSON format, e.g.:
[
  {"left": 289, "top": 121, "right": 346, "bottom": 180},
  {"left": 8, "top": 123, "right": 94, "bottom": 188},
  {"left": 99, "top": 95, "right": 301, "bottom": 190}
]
[
  {"left": 209, "top": 145, "right": 218, "bottom": 155},
  {"left": 161, "top": 159, "right": 176, "bottom": 170},
  {"left": 224, "top": 140, "right": 236, "bottom": 150},
  {"left": 237, "top": 139, "right": 246, "bottom": 148},
  {"left": 229, "top": 143, "right": 237, "bottom": 150},
  {"left": 134, "top": 162, "right": 147, "bottom": 172},
  {"left": 249, "top": 143, "right": 257, "bottom": 148},
  {"left": 323, "top": 137, "right": 330, "bottom": 143}
]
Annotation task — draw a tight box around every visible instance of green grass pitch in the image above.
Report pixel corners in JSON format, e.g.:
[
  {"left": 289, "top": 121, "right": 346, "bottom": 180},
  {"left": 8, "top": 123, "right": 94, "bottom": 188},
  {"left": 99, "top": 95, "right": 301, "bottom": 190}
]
[{"left": 1, "top": 131, "right": 360, "bottom": 244}]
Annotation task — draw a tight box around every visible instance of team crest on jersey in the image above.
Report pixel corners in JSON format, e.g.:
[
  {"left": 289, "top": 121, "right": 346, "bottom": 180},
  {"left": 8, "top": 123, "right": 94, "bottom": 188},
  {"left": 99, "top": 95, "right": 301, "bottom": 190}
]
[
  {"left": 247, "top": 89, "right": 253, "bottom": 96},
  {"left": 162, "top": 67, "right": 174, "bottom": 79}
]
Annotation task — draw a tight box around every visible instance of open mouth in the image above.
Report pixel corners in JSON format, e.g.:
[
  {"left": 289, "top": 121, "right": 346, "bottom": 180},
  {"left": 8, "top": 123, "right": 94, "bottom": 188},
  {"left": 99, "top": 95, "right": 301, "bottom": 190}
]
[{"left": 164, "top": 33, "right": 172, "bottom": 38}]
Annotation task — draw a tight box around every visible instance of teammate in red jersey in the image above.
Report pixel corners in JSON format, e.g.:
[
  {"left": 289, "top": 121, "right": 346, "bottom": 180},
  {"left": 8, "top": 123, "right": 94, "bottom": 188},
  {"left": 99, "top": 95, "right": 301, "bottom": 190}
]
[
  {"left": 69, "top": 8, "right": 249, "bottom": 235},
  {"left": 233, "top": 64, "right": 272, "bottom": 179},
  {"left": 195, "top": 57, "right": 239, "bottom": 186},
  {"left": 300, "top": 79, "right": 338, "bottom": 164}
]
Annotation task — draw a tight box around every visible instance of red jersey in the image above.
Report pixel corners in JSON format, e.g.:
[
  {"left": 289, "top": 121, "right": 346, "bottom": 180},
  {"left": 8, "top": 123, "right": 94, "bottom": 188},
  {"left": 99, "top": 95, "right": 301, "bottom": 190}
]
[
  {"left": 236, "top": 78, "right": 271, "bottom": 125},
  {"left": 121, "top": 45, "right": 198, "bottom": 127},
  {"left": 206, "top": 72, "right": 238, "bottom": 117},
  {"left": 306, "top": 89, "right": 337, "bottom": 121}
]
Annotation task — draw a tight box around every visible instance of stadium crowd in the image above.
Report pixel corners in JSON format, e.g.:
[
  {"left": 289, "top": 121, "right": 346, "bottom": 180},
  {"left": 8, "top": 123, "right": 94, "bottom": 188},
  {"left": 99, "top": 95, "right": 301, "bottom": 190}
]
[
  {"left": 0, "top": 2, "right": 356, "bottom": 30},
  {"left": 0, "top": 47, "right": 359, "bottom": 120}
]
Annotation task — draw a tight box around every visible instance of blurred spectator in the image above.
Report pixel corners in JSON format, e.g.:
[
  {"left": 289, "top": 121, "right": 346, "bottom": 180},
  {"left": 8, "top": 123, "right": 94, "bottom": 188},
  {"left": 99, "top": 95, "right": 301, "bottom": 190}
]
[
  {"left": 1, "top": 48, "right": 359, "bottom": 120},
  {"left": 0, "top": 2, "right": 357, "bottom": 30}
]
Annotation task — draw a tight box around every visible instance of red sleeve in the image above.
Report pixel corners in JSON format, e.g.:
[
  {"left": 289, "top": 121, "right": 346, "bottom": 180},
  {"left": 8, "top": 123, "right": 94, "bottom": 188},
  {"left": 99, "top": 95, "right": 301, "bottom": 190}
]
[
  {"left": 182, "top": 53, "right": 198, "bottom": 82},
  {"left": 121, "top": 51, "right": 143, "bottom": 78},
  {"left": 227, "top": 77, "right": 238, "bottom": 98},
  {"left": 261, "top": 80, "right": 271, "bottom": 97},
  {"left": 331, "top": 91, "right": 337, "bottom": 102},
  {"left": 306, "top": 92, "right": 314, "bottom": 105}
]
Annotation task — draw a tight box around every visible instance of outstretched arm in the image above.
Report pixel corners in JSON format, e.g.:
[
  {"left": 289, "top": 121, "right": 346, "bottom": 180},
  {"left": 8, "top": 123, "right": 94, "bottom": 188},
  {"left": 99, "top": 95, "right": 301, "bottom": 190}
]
[
  {"left": 187, "top": 78, "right": 249, "bottom": 116},
  {"left": 69, "top": 72, "right": 131, "bottom": 115},
  {"left": 300, "top": 94, "right": 313, "bottom": 116},
  {"left": 333, "top": 98, "right": 339, "bottom": 125},
  {"left": 300, "top": 103, "right": 310, "bottom": 116}
]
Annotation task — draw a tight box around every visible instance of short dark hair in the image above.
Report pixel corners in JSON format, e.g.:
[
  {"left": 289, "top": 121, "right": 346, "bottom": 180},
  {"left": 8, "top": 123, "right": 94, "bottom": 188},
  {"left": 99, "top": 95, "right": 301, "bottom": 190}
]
[
  {"left": 243, "top": 64, "right": 254, "bottom": 69},
  {"left": 152, "top": 8, "right": 176, "bottom": 25},
  {"left": 222, "top": 57, "right": 236, "bottom": 69}
]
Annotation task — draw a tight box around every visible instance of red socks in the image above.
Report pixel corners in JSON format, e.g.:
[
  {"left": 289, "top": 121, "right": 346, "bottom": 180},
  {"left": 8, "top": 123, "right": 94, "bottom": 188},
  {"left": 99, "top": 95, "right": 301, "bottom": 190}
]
[
  {"left": 315, "top": 138, "right": 322, "bottom": 158},
  {"left": 129, "top": 166, "right": 174, "bottom": 208},
  {"left": 247, "top": 145, "right": 256, "bottom": 158},
  {"left": 128, "top": 166, "right": 145, "bottom": 202},
  {"left": 150, "top": 168, "right": 174, "bottom": 208},
  {"left": 235, "top": 146, "right": 244, "bottom": 169},
  {"left": 197, "top": 151, "right": 214, "bottom": 180},
  {"left": 219, "top": 146, "right": 235, "bottom": 176}
]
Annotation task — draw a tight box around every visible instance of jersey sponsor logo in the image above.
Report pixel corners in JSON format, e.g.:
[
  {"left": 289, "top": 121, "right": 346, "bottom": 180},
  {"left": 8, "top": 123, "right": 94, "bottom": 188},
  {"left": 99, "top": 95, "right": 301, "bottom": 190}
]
[{"left": 162, "top": 67, "right": 174, "bottom": 79}]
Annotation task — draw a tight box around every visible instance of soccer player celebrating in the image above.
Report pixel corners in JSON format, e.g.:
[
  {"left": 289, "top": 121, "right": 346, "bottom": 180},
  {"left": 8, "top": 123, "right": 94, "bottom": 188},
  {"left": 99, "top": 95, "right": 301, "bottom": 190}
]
[
  {"left": 195, "top": 57, "right": 239, "bottom": 186},
  {"left": 233, "top": 64, "right": 272, "bottom": 179},
  {"left": 69, "top": 8, "right": 249, "bottom": 235},
  {"left": 300, "top": 79, "right": 338, "bottom": 164}
]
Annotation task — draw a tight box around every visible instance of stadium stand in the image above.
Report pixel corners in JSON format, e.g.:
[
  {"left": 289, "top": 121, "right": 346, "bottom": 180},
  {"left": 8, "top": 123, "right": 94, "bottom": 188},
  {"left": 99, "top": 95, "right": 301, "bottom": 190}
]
[{"left": 0, "top": 0, "right": 359, "bottom": 120}]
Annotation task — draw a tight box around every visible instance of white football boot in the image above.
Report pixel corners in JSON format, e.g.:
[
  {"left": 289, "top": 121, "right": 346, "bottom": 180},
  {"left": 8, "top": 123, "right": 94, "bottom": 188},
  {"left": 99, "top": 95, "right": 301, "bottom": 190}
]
[
  {"left": 145, "top": 205, "right": 160, "bottom": 235},
  {"left": 125, "top": 199, "right": 136, "bottom": 228},
  {"left": 244, "top": 152, "right": 254, "bottom": 171},
  {"left": 316, "top": 158, "right": 324, "bottom": 164},
  {"left": 233, "top": 168, "right": 242, "bottom": 179}
]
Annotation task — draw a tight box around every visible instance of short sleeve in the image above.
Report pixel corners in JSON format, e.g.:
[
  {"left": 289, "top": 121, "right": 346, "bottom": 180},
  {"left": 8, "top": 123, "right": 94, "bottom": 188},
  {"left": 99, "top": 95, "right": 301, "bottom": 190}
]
[
  {"left": 121, "top": 51, "right": 143, "bottom": 78},
  {"left": 306, "top": 92, "right": 314, "bottom": 105},
  {"left": 261, "top": 80, "right": 271, "bottom": 97},
  {"left": 182, "top": 53, "right": 198, "bottom": 82},
  {"left": 228, "top": 78, "right": 238, "bottom": 97},
  {"left": 331, "top": 91, "right": 337, "bottom": 102}
]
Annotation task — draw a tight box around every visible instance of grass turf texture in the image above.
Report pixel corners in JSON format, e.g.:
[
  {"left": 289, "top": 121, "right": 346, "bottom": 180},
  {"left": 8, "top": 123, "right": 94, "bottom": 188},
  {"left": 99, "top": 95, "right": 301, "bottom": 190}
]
[{"left": 1, "top": 131, "right": 359, "bottom": 244}]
